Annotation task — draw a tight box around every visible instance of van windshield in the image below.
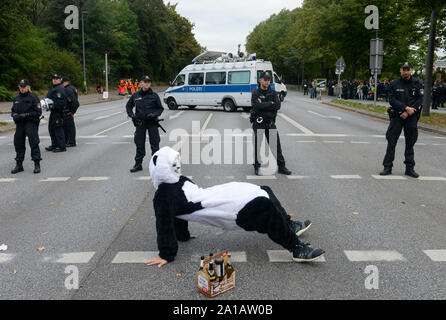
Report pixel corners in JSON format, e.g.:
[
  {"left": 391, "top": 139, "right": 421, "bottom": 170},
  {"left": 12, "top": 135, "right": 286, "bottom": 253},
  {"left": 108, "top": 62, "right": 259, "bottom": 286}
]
[{"left": 172, "top": 74, "right": 185, "bottom": 86}]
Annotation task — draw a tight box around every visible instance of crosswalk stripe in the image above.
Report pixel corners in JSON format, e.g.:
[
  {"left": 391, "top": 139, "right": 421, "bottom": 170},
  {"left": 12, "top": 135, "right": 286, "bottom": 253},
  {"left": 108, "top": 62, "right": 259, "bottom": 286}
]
[
  {"left": 40, "top": 177, "right": 70, "bottom": 182},
  {"left": 0, "top": 253, "right": 15, "bottom": 263},
  {"left": 418, "top": 177, "right": 446, "bottom": 181},
  {"left": 111, "top": 251, "right": 158, "bottom": 263},
  {"left": 136, "top": 176, "right": 151, "bottom": 180},
  {"left": 286, "top": 175, "right": 309, "bottom": 179},
  {"left": 78, "top": 177, "right": 109, "bottom": 181},
  {"left": 43, "top": 252, "right": 96, "bottom": 264},
  {"left": 331, "top": 175, "right": 362, "bottom": 179},
  {"left": 0, "top": 178, "right": 17, "bottom": 183},
  {"left": 246, "top": 175, "right": 277, "bottom": 180},
  {"left": 344, "top": 250, "right": 406, "bottom": 262},
  {"left": 371, "top": 175, "right": 407, "bottom": 180},
  {"left": 423, "top": 250, "right": 446, "bottom": 262},
  {"left": 191, "top": 251, "right": 247, "bottom": 263},
  {"left": 267, "top": 250, "right": 326, "bottom": 263}
]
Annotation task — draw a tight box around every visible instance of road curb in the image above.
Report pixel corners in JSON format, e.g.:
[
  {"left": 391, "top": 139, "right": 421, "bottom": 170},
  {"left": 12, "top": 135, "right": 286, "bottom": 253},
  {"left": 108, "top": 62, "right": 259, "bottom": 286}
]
[{"left": 322, "top": 101, "right": 446, "bottom": 136}]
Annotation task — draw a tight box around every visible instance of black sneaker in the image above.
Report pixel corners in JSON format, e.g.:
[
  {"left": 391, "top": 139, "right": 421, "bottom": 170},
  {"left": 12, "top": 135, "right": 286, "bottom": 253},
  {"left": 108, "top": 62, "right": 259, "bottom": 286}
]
[
  {"left": 278, "top": 166, "right": 292, "bottom": 175},
  {"left": 53, "top": 148, "right": 66, "bottom": 153},
  {"left": 405, "top": 168, "right": 419, "bottom": 178},
  {"left": 33, "top": 161, "right": 41, "bottom": 174},
  {"left": 11, "top": 162, "right": 24, "bottom": 174},
  {"left": 379, "top": 167, "right": 392, "bottom": 175},
  {"left": 291, "top": 220, "right": 312, "bottom": 237},
  {"left": 45, "top": 146, "right": 55, "bottom": 152},
  {"left": 66, "top": 143, "right": 77, "bottom": 147},
  {"left": 292, "top": 242, "right": 325, "bottom": 262},
  {"left": 130, "top": 162, "right": 143, "bottom": 173}
]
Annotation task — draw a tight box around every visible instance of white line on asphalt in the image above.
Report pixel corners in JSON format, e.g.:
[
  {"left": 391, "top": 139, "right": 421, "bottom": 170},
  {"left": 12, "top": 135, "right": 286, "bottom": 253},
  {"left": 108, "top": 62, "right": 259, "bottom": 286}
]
[
  {"left": 240, "top": 113, "right": 250, "bottom": 119},
  {"left": 122, "top": 135, "right": 133, "bottom": 138},
  {"left": 286, "top": 175, "right": 309, "bottom": 179},
  {"left": 330, "top": 175, "right": 362, "bottom": 179},
  {"left": 40, "top": 177, "right": 71, "bottom": 182},
  {"left": 44, "top": 252, "right": 96, "bottom": 264},
  {"left": 344, "top": 250, "right": 406, "bottom": 262},
  {"left": 136, "top": 176, "right": 151, "bottom": 180},
  {"left": 286, "top": 133, "right": 348, "bottom": 137},
  {"left": 94, "top": 111, "right": 123, "bottom": 120},
  {"left": 296, "top": 140, "right": 317, "bottom": 143},
  {"left": 201, "top": 113, "right": 213, "bottom": 134},
  {"left": 371, "top": 175, "right": 407, "bottom": 180},
  {"left": 78, "top": 177, "right": 109, "bottom": 181},
  {"left": 191, "top": 251, "right": 247, "bottom": 263},
  {"left": 0, "top": 253, "right": 15, "bottom": 263},
  {"left": 111, "top": 251, "right": 159, "bottom": 263},
  {"left": 423, "top": 250, "right": 446, "bottom": 261},
  {"left": 350, "top": 141, "right": 371, "bottom": 144},
  {"left": 93, "top": 120, "right": 131, "bottom": 136},
  {"left": 278, "top": 113, "right": 314, "bottom": 135},
  {"left": 418, "top": 176, "right": 446, "bottom": 181},
  {"left": 324, "top": 141, "right": 345, "bottom": 144},
  {"left": 0, "top": 178, "right": 17, "bottom": 183},
  {"left": 85, "top": 142, "right": 99, "bottom": 145},
  {"left": 308, "top": 110, "right": 342, "bottom": 120},
  {"left": 246, "top": 175, "right": 277, "bottom": 180},
  {"left": 267, "top": 250, "right": 326, "bottom": 263},
  {"left": 169, "top": 111, "right": 185, "bottom": 120},
  {"left": 112, "top": 142, "right": 131, "bottom": 144},
  {"left": 78, "top": 135, "right": 107, "bottom": 139}
]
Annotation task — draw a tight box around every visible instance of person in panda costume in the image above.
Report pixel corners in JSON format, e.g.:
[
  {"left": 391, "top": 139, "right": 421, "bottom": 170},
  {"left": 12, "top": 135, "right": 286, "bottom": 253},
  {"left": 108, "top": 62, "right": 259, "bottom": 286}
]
[{"left": 146, "top": 147, "right": 325, "bottom": 267}]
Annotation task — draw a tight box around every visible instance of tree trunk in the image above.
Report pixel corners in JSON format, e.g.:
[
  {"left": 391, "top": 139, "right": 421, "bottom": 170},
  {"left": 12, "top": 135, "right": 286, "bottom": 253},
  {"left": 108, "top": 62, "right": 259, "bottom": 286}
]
[{"left": 422, "top": 4, "right": 439, "bottom": 117}]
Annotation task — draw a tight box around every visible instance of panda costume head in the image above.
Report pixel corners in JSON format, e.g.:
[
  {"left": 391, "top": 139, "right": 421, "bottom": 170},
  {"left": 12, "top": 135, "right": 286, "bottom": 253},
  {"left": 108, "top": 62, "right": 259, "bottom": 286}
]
[{"left": 149, "top": 147, "right": 182, "bottom": 189}]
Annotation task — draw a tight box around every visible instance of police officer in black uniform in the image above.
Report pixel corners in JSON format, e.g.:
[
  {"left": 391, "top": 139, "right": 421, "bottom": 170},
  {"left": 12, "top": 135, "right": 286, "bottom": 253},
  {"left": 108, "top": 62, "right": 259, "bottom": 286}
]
[
  {"left": 380, "top": 62, "right": 423, "bottom": 178},
  {"left": 303, "top": 80, "right": 309, "bottom": 95},
  {"left": 45, "top": 74, "right": 69, "bottom": 152},
  {"left": 126, "top": 75, "right": 164, "bottom": 172},
  {"left": 62, "top": 77, "right": 79, "bottom": 147},
  {"left": 251, "top": 72, "right": 291, "bottom": 176},
  {"left": 10, "top": 79, "right": 42, "bottom": 174},
  {"left": 432, "top": 80, "right": 441, "bottom": 110}
]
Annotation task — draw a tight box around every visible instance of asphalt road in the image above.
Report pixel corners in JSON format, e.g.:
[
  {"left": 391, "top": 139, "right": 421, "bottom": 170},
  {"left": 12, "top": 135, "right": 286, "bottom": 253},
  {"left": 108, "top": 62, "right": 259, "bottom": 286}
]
[{"left": 0, "top": 90, "right": 445, "bottom": 300}]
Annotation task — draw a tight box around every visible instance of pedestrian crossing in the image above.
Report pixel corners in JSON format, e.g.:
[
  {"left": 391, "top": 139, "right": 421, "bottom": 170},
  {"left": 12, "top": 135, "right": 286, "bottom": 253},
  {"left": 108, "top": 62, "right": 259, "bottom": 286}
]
[{"left": 1, "top": 249, "right": 446, "bottom": 264}]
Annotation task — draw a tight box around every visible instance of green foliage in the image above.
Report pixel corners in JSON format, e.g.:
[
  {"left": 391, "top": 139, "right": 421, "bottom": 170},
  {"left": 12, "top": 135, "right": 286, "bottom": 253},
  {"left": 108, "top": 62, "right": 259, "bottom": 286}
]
[{"left": 0, "top": 86, "right": 15, "bottom": 102}]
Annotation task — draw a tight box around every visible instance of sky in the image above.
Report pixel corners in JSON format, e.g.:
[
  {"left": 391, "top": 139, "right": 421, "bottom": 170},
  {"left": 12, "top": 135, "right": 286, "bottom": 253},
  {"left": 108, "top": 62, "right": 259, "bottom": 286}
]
[{"left": 164, "top": 0, "right": 304, "bottom": 55}]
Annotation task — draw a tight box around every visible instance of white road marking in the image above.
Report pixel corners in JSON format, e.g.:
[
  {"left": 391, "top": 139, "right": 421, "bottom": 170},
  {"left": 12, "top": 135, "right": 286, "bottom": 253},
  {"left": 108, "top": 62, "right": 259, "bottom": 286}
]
[
  {"left": 191, "top": 251, "right": 247, "bottom": 263},
  {"left": 93, "top": 120, "right": 131, "bottom": 136},
  {"left": 246, "top": 175, "right": 277, "bottom": 180},
  {"left": 267, "top": 250, "right": 326, "bottom": 263},
  {"left": 423, "top": 250, "right": 446, "bottom": 262},
  {"left": 344, "top": 250, "right": 406, "bottom": 262},
  {"left": 418, "top": 176, "right": 446, "bottom": 181},
  {"left": 240, "top": 113, "right": 250, "bottom": 119},
  {"left": 111, "top": 251, "right": 159, "bottom": 263},
  {"left": 169, "top": 111, "right": 185, "bottom": 120},
  {"left": 296, "top": 140, "right": 317, "bottom": 143},
  {"left": 372, "top": 175, "right": 407, "bottom": 180},
  {"left": 331, "top": 175, "right": 362, "bottom": 179},
  {"left": 201, "top": 113, "right": 213, "bottom": 134},
  {"left": 278, "top": 113, "right": 314, "bottom": 135},
  {"left": 286, "top": 175, "right": 309, "bottom": 179},
  {"left": 308, "top": 110, "right": 342, "bottom": 120},
  {"left": 44, "top": 252, "right": 96, "bottom": 264},
  {"left": 350, "top": 141, "right": 371, "bottom": 144},
  {"left": 286, "top": 133, "right": 348, "bottom": 137},
  {"left": 78, "top": 135, "right": 107, "bottom": 139},
  {"left": 0, "top": 178, "right": 17, "bottom": 183},
  {"left": 0, "top": 253, "right": 15, "bottom": 263},
  {"left": 136, "top": 176, "right": 151, "bottom": 180},
  {"left": 78, "top": 177, "right": 109, "bottom": 181},
  {"left": 40, "top": 177, "right": 71, "bottom": 182},
  {"left": 324, "top": 141, "right": 345, "bottom": 144},
  {"left": 94, "top": 111, "right": 123, "bottom": 120},
  {"left": 112, "top": 142, "right": 131, "bottom": 144},
  {"left": 85, "top": 142, "right": 99, "bottom": 145}
]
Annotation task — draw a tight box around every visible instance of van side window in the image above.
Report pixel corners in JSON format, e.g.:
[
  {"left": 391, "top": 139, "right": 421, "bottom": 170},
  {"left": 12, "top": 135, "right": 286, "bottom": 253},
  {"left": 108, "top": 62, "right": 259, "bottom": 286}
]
[
  {"left": 274, "top": 74, "right": 280, "bottom": 83},
  {"left": 228, "top": 71, "right": 250, "bottom": 84},
  {"left": 188, "top": 73, "right": 204, "bottom": 85},
  {"left": 205, "top": 72, "right": 226, "bottom": 85},
  {"left": 173, "top": 74, "right": 185, "bottom": 86}
]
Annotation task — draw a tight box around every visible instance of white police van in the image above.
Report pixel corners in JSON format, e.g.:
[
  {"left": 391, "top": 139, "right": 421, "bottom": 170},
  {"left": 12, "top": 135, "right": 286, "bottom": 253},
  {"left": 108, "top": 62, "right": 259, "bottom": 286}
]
[{"left": 163, "top": 51, "right": 287, "bottom": 112}]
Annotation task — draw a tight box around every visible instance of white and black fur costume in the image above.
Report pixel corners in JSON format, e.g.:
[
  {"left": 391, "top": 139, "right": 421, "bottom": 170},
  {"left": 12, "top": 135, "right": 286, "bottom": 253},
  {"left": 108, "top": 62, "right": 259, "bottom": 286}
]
[{"left": 150, "top": 147, "right": 300, "bottom": 262}]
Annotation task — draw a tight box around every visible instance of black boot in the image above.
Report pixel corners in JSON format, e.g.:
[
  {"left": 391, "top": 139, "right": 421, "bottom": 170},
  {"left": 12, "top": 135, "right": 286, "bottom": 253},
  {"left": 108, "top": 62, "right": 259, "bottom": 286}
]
[
  {"left": 11, "top": 161, "right": 24, "bottom": 174},
  {"left": 33, "top": 161, "right": 41, "bottom": 174},
  {"left": 380, "top": 167, "right": 392, "bottom": 175},
  {"left": 405, "top": 168, "right": 419, "bottom": 178},
  {"left": 130, "top": 161, "right": 143, "bottom": 173},
  {"left": 278, "top": 166, "right": 292, "bottom": 175}
]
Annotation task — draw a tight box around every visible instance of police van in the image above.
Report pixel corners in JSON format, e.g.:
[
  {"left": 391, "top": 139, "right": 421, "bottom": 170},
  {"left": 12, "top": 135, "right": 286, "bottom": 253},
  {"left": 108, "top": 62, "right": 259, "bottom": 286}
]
[{"left": 163, "top": 51, "right": 287, "bottom": 112}]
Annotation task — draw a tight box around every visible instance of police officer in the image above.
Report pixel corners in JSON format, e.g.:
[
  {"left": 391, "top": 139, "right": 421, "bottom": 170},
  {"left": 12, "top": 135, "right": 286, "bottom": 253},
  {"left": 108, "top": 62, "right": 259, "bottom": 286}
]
[
  {"left": 380, "top": 62, "right": 423, "bottom": 178},
  {"left": 45, "top": 74, "right": 69, "bottom": 152},
  {"left": 62, "top": 77, "right": 79, "bottom": 147},
  {"left": 10, "top": 79, "right": 42, "bottom": 174},
  {"left": 126, "top": 75, "right": 164, "bottom": 172},
  {"left": 251, "top": 72, "right": 291, "bottom": 176},
  {"left": 303, "top": 80, "right": 309, "bottom": 95},
  {"left": 432, "top": 80, "right": 440, "bottom": 110}
]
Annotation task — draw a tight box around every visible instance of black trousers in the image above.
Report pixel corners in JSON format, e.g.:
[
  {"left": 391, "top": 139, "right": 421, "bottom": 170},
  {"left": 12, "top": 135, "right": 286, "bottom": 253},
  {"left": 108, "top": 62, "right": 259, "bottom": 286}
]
[
  {"left": 383, "top": 114, "right": 418, "bottom": 169},
  {"left": 253, "top": 123, "right": 286, "bottom": 169},
  {"left": 14, "top": 121, "right": 41, "bottom": 162},
  {"left": 48, "top": 111, "right": 66, "bottom": 149},
  {"left": 134, "top": 122, "right": 160, "bottom": 162},
  {"left": 64, "top": 114, "right": 76, "bottom": 145},
  {"left": 236, "top": 186, "right": 298, "bottom": 251}
]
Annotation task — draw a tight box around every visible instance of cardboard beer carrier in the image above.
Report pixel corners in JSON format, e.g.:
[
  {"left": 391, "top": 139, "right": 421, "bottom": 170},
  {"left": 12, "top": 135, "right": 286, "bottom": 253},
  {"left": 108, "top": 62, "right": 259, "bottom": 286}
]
[{"left": 196, "top": 250, "right": 235, "bottom": 298}]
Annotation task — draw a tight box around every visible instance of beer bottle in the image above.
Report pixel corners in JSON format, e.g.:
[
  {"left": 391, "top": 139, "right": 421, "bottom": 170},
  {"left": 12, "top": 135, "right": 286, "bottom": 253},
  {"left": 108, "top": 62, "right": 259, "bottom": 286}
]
[
  {"left": 215, "top": 257, "right": 225, "bottom": 281},
  {"left": 225, "top": 253, "right": 234, "bottom": 278},
  {"left": 199, "top": 256, "right": 205, "bottom": 271},
  {"left": 208, "top": 261, "right": 216, "bottom": 282}
]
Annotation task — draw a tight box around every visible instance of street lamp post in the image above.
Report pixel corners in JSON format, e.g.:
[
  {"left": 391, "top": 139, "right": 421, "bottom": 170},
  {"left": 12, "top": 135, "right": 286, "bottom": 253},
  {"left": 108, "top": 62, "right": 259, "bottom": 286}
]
[{"left": 81, "top": 10, "right": 88, "bottom": 93}]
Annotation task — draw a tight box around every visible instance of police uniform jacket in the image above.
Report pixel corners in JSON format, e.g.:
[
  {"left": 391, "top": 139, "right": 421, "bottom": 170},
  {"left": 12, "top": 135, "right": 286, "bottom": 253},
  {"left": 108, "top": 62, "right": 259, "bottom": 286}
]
[
  {"left": 126, "top": 88, "right": 163, "bottom": 121},
  {"left": 64, "top": 84, "right": 79, "bottom": 113},
  {"left": 388, "top": 76, "right": 423, "bottom": 114},
  {"left": 11, "top": 91, "right": 42, "bottom": 123},
  {"left": 250, "top": 85, "right": 280, "bottom": 124},
  {"left": 46, "top": 84, "right": 69, "bottom": 112}
]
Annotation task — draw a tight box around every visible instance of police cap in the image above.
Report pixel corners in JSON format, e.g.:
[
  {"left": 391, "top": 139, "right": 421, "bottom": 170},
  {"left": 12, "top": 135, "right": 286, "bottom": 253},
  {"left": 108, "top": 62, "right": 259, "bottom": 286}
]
[
  {"left": 401, "top": 61, "right": 413, "bottom": 69},
  {"left": 140, "top": 75, "right": 152, "bottom": 82},
  {"left": 62, "top": 77, "right": 70, "bottom": 83},
  {"left": 52, "top": 74, "right": 61, "bottom": 79},
  {"left": 18, "top": 79, "right": 29, "bottom": 87}
]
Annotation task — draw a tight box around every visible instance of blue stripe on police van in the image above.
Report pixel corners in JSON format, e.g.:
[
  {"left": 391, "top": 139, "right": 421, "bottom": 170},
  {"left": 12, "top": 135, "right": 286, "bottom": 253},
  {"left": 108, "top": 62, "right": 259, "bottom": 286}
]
[{"left": 167, "top": 83, "right": 274, "bottom": 94}]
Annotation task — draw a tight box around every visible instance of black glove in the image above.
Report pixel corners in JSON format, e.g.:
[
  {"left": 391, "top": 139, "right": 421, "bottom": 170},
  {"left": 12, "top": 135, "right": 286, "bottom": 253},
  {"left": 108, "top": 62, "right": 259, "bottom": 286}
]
[{"left": 145, "top": 114, "right": 158, "bottom": 121}]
